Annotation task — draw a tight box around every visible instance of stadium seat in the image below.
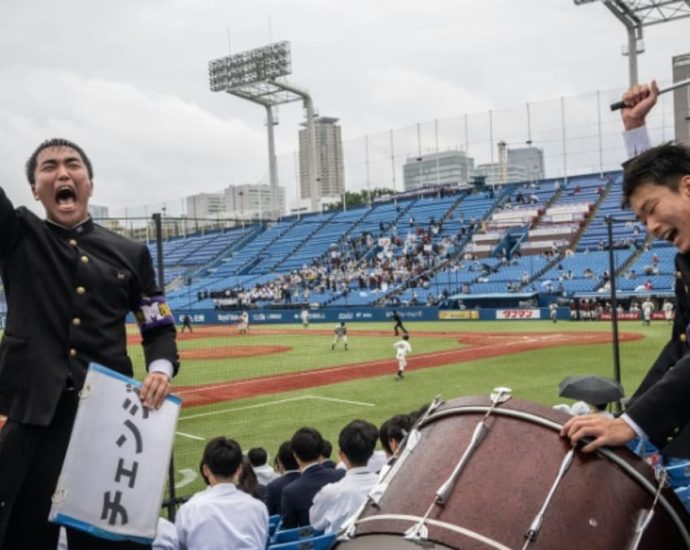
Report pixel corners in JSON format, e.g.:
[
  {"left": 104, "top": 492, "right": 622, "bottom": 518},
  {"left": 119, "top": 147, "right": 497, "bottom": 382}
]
[
  {"left": 268, "top": 532, "right": 336, "bottom": 550},
  {"left": 665, "top": 459, "right": 690, "bottom": 489},
  {"left": 268, "top": 514, "right": 282, "bottom": 537},
  {"left": 272, "top": 525, "right": 324, "bottom": 544}
]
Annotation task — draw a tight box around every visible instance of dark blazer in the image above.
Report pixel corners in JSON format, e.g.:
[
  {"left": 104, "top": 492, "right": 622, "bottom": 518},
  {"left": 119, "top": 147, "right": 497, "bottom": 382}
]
[
  {"left": 0, "top": 190, "right": 179, "bottom": 426},
  {"left": 280, "top": 464, "right": 345, "bottom": 528},
  {"left": 627, "top": 253, "right": 690, "bottom": 454},
  {"left": 265, "top": 470, "right": 300, "bottom": 516}
]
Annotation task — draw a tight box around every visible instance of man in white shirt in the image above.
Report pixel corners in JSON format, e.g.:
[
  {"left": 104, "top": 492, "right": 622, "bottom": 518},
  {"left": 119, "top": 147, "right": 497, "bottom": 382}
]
[
  {"left": 176, "top": 437, "right": 268, "bottom": 550},
  {"left": 310, "top": 420, "right": 379, "bottom": 534}
]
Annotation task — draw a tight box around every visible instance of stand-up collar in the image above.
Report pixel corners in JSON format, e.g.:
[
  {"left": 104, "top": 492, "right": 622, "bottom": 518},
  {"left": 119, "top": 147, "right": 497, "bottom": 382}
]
[{"left": 45, "top": 216, "right": 94, "bottom": 238}]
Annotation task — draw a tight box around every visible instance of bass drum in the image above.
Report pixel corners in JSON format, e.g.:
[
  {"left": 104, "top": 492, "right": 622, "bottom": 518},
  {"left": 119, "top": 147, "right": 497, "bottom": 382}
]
[{"left": 335, "top": 396, "right": 690, "bottom": 550}]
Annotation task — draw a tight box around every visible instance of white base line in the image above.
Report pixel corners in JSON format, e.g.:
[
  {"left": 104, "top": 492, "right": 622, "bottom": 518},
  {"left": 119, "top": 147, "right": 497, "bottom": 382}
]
[
  {"left": 179, "top": 394, "right": 375, "bottom": 422},
  {"left": 176, "top": 431, "right": 205, "bottom": 441}
]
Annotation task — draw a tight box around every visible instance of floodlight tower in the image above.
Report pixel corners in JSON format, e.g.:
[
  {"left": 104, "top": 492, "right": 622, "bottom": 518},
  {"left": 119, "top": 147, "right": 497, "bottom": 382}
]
[
  {"left": 574, "top": 0, "right": 690, "bottom": 86},
  {"left": 208, "top": 41, "right": 320, "bottom": 214}
]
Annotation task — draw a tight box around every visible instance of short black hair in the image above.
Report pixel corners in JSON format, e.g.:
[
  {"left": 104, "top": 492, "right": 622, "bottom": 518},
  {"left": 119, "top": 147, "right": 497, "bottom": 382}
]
[
  {"left": 378, "top": 418, "right": 393, "bottom": 455},
  {"left": 277, "top": 441, "right": 299, "bottom": 471},
  {"left": 291, "top": 427, "right": 324, "bottom": 463},
  {"left": 622, "top": 142, "right": 690, "bottom": 208},
  {"left": 386, "top": 414, "right": 412, "bottom": 446},
  {"left": 25, "top": 138, "right": 94, "bottom": 186},
  {"left": 247, "top": 447, "right": 268, "bottom": 467},
  {"left": 201, "top": 436, "right": 242, "bottom": 479},
  {"left": 339, "top": 419, "right": 378, "bottom": 467},
  {"left": 321, "top": 439, "right": 332, "bottom": 459}
]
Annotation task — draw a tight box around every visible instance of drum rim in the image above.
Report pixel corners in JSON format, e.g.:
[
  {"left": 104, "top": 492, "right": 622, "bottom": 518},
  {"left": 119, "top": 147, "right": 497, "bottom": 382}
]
[
  {"left": 417, "top": 404, "right": 690, "bottom": 548},
  {"left": 352, "top": 514, "right": 512, "bottom": 550}
]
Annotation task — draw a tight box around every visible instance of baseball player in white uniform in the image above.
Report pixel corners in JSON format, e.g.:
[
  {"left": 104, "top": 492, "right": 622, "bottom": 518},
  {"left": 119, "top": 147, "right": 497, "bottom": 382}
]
[
  {"left": 393, "top": 334, "right": 412, "bottom": 380},
  {"left": 332, "top": 322, "right": 348, "bottom": 350}
]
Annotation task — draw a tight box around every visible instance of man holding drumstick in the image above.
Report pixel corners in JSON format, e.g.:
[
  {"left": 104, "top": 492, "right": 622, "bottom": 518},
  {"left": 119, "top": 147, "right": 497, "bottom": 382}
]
[{"left": 562, "top": 80, "right": 690, "bottom": 457}]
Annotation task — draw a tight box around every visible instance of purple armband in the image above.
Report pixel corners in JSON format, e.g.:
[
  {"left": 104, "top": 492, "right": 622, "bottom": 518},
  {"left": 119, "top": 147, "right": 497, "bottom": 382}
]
[{"left": 135, "top": 296, "right": 175, "bottom": 333}]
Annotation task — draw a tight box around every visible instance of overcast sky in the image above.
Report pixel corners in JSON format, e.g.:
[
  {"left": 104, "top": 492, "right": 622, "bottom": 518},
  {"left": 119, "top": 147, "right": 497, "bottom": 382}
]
[{"left": 1, "top": 0, "right": 688, "bottom": 217}]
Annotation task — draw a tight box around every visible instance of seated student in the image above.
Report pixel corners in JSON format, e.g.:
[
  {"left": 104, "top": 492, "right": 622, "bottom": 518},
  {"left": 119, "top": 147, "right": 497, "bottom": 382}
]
[
  {"left": 310, "top": 420, "right": 380, "bottom": 534},
  {"left": 320, "top": 439, "right": 337, "bottom": 469},
  {"left": 175, "top": 437, "right": 268, "bottom": 550},
  {"left": 378, "top": 414, "right": 412, "bottom": 458},
  {"left": 237, "top": 455, "right": 268, "bottom": 504},
  {"left": 154, "top": 517, "right": 179, "bottom": 550},
  {"left": 248, "top": 446, "right": 279, "bottom": 485},
  {"left": 281, "top": 427, "right": 345, "bottom": 528},
  {"left": 384, "top": 414, "right": 413, "bottom": 456},
  {"left": 265, "top": 441, "right": 301, "bottom": 516}
]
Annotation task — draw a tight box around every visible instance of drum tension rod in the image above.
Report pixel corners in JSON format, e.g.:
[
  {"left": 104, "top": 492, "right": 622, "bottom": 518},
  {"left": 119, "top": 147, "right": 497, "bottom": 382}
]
[
  {"left": 627, "top": 469, "right": 668, "bottom": 550},
  {"left": 522, "top": 448, "right": 575, "bottom": 548}
]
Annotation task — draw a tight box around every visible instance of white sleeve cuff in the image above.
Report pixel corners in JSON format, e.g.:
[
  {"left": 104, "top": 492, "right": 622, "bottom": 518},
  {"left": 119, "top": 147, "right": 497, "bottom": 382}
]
[
  {"left": 623, "top": 126, "right": 652, "bottom": 159},
  {"left": 148, "top": 359, "right": 174, "bottom": 380},
  {"left": 621, "top": 412, "right": 648, "bottom": 440}
]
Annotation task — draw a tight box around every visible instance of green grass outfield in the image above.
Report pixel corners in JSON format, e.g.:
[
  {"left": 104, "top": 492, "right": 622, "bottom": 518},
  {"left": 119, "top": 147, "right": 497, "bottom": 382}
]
[{"left": 123, "top": 319, "right": 672, "bottom": 497}]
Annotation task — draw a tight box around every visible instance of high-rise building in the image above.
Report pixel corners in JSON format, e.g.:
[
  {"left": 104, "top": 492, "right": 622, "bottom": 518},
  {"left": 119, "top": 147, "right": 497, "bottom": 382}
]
[
  {"left": 673, "top": 53, "right": 690, "bottom": 145},
  {"left": 299, "top": 116, "right": 345, "bottom": 200},
  {"left": 402, "top": 151, "right": 474, "bottom": 191}
]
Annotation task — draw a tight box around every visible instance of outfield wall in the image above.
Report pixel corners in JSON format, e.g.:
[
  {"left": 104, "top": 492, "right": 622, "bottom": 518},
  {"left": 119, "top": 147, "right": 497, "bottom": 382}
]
[{"left": 154, "top": 307, "right": 574, "bottom": 326}]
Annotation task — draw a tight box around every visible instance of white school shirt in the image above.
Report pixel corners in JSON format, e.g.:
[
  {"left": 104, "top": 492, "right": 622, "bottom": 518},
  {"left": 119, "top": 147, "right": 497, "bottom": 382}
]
[
  {"left": 309, "top": 467, "right": 380, "bottom": 534},
  {"left": 176, "top": 483, "right": 268, "bottom": 550},
  {"left": 254, "top": 464, "right": 280, "bottom": 485}
]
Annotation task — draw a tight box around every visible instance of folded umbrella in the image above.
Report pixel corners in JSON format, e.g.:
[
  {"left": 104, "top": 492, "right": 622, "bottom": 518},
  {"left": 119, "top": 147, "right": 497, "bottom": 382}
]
[{"left": 558, "top": 375, "right": 624, "bottom": 405}]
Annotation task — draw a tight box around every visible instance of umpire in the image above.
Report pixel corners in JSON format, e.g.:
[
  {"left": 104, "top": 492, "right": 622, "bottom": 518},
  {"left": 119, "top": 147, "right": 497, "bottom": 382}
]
[{"left": 0, "top": 139, "right": 179, "bottom": 549}]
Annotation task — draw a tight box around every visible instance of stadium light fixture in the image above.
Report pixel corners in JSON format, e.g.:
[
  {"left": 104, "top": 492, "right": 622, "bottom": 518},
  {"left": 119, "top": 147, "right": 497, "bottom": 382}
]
[
  {"left": 208, "top": 41, "right": 320, "bottom": 214},
  {"left": 575, "top": 1, "right": 690, "bottom": 86},
  {"left": 209, "top": 41, "right": 291, "bottom": 92}
]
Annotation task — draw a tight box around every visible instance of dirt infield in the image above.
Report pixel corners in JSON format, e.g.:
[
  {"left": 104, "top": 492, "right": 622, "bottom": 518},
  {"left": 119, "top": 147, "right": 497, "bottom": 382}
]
[{"left": 174, "top": 330, "right": 643, "bottom": 408}]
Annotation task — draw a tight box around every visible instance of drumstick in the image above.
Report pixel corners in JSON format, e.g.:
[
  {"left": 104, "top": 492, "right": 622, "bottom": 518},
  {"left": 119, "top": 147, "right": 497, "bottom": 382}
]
[{"left": 610, "top": 78, "right": 690, "bottom": 111}]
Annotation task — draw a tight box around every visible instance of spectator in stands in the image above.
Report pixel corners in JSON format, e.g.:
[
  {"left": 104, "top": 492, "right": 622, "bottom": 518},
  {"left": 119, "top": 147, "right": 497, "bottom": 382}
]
[
  {"left": 265, "top": 441, "right": 301, "bottom": 517},
  {"left": 176, "top": 437, "right": 268, "bottom": 550},
  {"left": 380, "top": 414, "right": 413, "bottom": 457},
  {"left": 310, "top": 420, "right": 380, "bottom": 534},
  {"left": 237, "top": 455, "right": 267, "bottom": 503},
  {"left": 280, "top": 427, "right": 345, "bottom": 528},
  {"left": 248, "top": 447, "right": 279, "bottom": 485}
]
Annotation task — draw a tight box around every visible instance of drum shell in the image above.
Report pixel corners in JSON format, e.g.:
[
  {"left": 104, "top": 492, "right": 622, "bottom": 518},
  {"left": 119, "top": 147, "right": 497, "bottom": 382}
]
[{"left": 337, "top": 396, "right": 690, "bottom": 550}]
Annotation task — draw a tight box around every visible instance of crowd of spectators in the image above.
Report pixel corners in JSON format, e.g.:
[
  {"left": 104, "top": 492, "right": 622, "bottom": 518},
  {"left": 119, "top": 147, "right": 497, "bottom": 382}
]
[{"left": 148, "top": 405, "right": 430, "bottom": 549}]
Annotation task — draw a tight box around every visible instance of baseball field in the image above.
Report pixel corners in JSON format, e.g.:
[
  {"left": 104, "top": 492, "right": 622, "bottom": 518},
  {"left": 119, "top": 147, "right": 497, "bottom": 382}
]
[{"left": 125, "top": 319, "right": 669, "bottom": 498}]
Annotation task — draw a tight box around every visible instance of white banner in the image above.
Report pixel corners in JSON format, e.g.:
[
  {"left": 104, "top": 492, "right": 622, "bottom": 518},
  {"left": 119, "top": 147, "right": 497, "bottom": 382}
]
[
  {"left": 496, "top": 309, "right": 542, "bottom": 320},
  {"left": 50, "top": 363, "right": 181, "bottom": 544}
]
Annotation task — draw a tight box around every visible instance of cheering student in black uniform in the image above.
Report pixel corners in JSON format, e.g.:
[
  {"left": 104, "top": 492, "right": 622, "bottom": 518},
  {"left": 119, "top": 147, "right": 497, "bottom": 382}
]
[
  {"left": 392, "top": 309, "right": 408, "bottom": 336},
  {"left": 563, "top": 81, "right": 690, "bottom": 457},
  {"left": 0, "top": 138, "right": 179, "bottom": 550}
]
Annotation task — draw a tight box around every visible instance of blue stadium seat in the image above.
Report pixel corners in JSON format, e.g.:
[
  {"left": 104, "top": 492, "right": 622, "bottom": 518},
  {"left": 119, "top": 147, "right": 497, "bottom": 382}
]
[
  {"left": 272, "top": 525, "right": 324, "bottom": 544},
  {"left": 268, "top": 532, "right": 336, "bottom": 550}
]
